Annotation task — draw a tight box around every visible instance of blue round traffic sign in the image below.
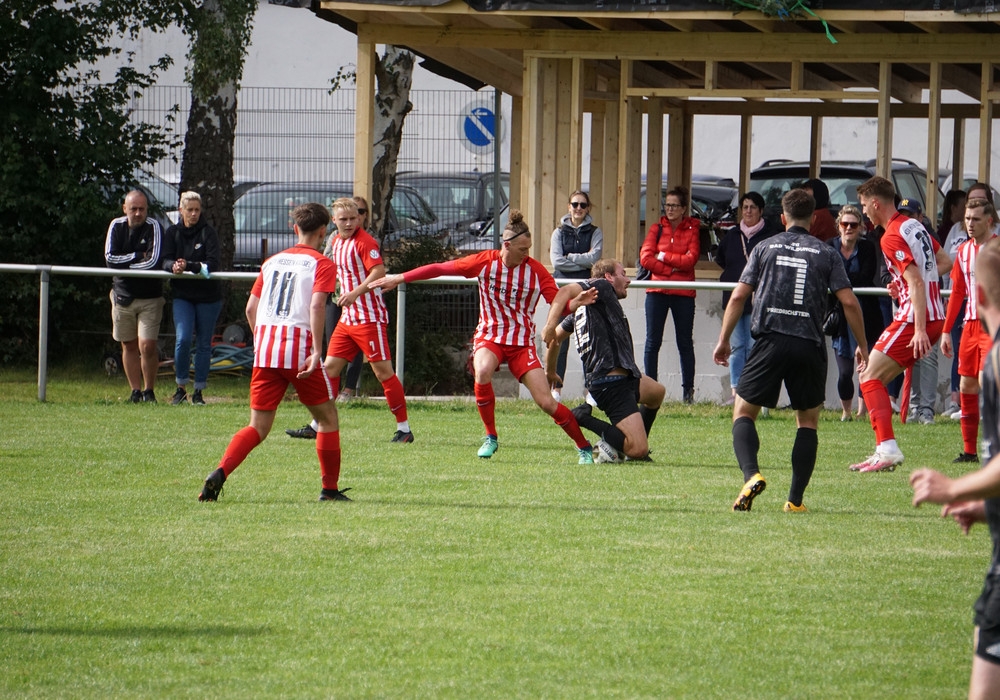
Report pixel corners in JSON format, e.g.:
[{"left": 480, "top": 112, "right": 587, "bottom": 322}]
[{"left": 459, "top": 100, "right": 503, "bottom": 155}]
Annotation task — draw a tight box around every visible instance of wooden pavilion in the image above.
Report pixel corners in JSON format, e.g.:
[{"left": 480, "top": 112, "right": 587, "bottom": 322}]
[{"left": 316, "top": 0, "right": 1000, "bottom": 263}]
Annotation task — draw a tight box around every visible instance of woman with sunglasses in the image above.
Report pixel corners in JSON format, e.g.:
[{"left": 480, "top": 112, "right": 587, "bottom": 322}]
[
  {"left": 830, "top": 205, "right": 884, "bottom": 421},
  {"left": 639, "top": 185, "right": 700, "bottom": 403},
  {"left": 549, "top": 191, "right": 603, "bottom": 400},
  {"left": 372, "top": 210, "right": 594, "bottom": 463}
]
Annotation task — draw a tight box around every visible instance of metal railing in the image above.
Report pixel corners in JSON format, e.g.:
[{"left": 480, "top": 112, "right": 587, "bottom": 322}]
[{"left": 1, "top": 263, "right": 898, "bottom": 402}]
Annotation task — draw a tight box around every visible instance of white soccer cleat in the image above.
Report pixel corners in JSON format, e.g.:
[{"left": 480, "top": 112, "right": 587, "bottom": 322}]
[{"left": 594, "top": 439, "right": 623, "bottom": 463}]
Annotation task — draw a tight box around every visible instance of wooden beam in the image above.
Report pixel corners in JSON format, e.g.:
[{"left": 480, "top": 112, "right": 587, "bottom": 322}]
[
  {"left": 952, "top": 117, "right": 965, "bottom": 192},
  {"left": 927, "top": 62, "right": 942, "bottom": 221},
  {"left": 569, "top": 57, "right": 583, "bottom": 191},
  {"left": 355, "top": 25, "right": 1000, "bottom": 63},
  {"left": 809, "top": 116, "right": 822, "bottom": 179},
  {"left": 646, "top": 97, "right": 664, "bottom": 240},
  {"left": 832, "top": 62, "right": 922, "bottom": 103},
  {"left": 354, "top": 40, "right": 375, "bottom": 202},
  {"left": 875, "top": 61, "right": 893, "bottom": 179},
  {"left": 627, "top": 88, "right": 881, "bottom": 100},
  {"left": 738, "top": 114, "right": 752, "bottom": 194},
  {"left": 979, "top": 62, "right": 994, "bottom": 184}
]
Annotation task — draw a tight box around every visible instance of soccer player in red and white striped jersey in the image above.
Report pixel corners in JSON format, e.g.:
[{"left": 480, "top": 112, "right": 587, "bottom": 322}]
[
  {"left": 198, "top": 203, "right": 351, "bottom": 502},
  {"left": 851, "top": 176, "right": 953, "bottom": 473},
  {"left": 373, "top": 210, "right": 593, "bottom": 463},
  {"left": 941, "top": 198, "right": 999, "bottom": 463},
  {"left": 324, "top": 197, "right": 412, "bottom": 444}
]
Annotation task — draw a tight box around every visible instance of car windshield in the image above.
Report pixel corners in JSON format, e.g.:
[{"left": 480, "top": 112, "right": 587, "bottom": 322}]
[
  {"left": 414, "top": 181, "right": 480, "bottom": 221},
  {"left": 235, "top": 187, "right": 349, "bottom": 233},
  {"left": 392, "top": 188, "right": 437, "bottom": 227},
  {"left": 749, "top": 173, "right": 867, "bottom": 215}
]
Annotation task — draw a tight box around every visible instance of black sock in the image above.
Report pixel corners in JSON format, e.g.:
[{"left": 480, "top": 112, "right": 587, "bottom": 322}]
[
  {"left": 573, "top": 404, "right": 612, "bottom": 438},
  {"left": 639, "top": 405, "right": 658, "bottom": 436},
  {"left": 788, "top": 427, "right": 818, "bottom": 506},
  {"left": 732, "top": 416, "right": 760, "bottom": 482},
  {"left": 602, "top": 425, "right": 626, "bottom": 453}
]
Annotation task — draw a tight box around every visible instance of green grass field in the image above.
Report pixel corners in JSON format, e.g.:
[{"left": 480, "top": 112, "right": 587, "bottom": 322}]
[{"left": 0, "top": 369, "right": 988, "bottom": 697}]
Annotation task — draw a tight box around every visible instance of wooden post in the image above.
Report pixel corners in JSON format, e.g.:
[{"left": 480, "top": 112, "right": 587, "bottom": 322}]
[{"left": 354, "top": 40, "right": 376, "bottom": 202}]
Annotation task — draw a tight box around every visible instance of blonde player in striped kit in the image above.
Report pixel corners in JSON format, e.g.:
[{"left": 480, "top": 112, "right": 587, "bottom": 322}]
[
  {"left": 373, "top": 210, "right": 594, "bottom": 463},
  {"left": 325, "top": 197, "right": 413, "bottom": 444}
]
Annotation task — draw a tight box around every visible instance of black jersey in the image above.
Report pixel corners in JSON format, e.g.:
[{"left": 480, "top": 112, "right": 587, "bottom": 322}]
[
  {"left": 982, "top": 334, "right": 1000, "bottom": 574},
  {"left": 740, "top": 226, "right": 852, "bottom": 346},
  {"left": 559, "top": 278, "right": 641, "bottom": 388}
]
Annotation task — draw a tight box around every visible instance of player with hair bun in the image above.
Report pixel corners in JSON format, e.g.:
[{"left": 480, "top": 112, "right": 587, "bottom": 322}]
[{"left": 372, "top": 209, "right": 594, "bottom": 463}]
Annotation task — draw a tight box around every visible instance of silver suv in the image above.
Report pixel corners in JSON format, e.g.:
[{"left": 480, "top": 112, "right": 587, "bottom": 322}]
[{"left": 748, "top": 158, "right": 941, "bottom": 225}]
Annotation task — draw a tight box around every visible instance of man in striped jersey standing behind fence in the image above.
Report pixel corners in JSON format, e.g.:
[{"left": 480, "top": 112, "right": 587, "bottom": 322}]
[
  {"left": 941, "top": 197, "right": 999, "bottom": 463},
  {"left": 372, "top": 209, "right": 594, "bottom": 463}
]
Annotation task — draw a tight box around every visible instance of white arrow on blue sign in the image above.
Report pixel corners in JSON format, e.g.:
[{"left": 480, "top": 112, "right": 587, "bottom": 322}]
[{"left": 459, "top": 100, "right": 503, "bottom": 155}]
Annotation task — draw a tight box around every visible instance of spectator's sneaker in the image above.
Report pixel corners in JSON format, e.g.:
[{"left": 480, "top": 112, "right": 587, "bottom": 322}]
[
  {"left": 141, "top": 389, "right": 157, "bottom": 403},
  {"left": 733, "top": 473, "right": 766, "bottom": 511},
  {"left": 391, "top": 430, "right": 415, "bottom": 444},
  {"left": 783, "top": 501, "right": 808, "bottom": 513},
  {"left": 191, "top": 390, "right": 206, "bottom": 406},
  {"left": 851, "top": 447, "right": 905, "bottom": 473},
  {"left": 917, "top": 410, "right": 935, "bottom": 425},
  {"left": 198, "top": 468, "right": 226, "bottom": 502},
  {"left": 319, "top": 487, "right": 352, "bottom": 501},
  {"left": 953, "top": 452, "right": 979, "bottom": 463},
  {"left": 478, "top": 435, "right": 499, "bottom": 458},
  {"left": 170, "top": 387, "right": 188, "bottom": 405},
  {"left": 286, "top": 425, "right": 317, "bottom": 439},
  {"left": 578, "top": 446, "right": 595, "bottom": 464},
  {"left": 129, "top": 389, "right": 143, "bottom": 403},
  {"left": 336, "top": 391, "right": 354, "bottom": 403},
  {"left": 949, "top": 409, "right": 963, "bottom": 421}
]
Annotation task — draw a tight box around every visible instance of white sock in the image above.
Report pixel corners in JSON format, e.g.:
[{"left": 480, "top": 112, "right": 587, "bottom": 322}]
[
  {"left": 878, "top": 439, "right": 900, "bottom": 454},
  {"left": 311, "top": 419, "right": 319, "bottom": 431},
  {"left": 397, "top": 421, "right": 410, "bottom": 433}
]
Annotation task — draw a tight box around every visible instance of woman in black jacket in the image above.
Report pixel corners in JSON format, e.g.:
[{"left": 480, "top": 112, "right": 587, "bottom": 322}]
[
  {"left": 829, "top": 205, "right": 884, "bottom": 421},
  {"left": 162, "top": 191, "right": 223, "bottom": 405}
]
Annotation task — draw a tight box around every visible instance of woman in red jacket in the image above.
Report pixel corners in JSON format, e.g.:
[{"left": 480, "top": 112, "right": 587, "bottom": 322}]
[{"left": 639, "top": 185, "right": 700, "bottom": 403}]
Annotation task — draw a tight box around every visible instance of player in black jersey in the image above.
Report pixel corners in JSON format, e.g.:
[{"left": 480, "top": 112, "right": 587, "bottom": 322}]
[
  {"left": 911, "top": 236, "right": 1000, "bottom": 698},
  {"left": 713, "top": 189, "right": 868, "bottom": 512},
  {"left": 542, "top": 259, "right": 665, "bottom": 461}
]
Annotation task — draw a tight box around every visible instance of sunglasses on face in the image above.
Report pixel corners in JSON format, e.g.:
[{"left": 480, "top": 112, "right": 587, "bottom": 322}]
[
  {"left": 840, "top": 221, "right": 860, "bottom": 229},
  {"left": 570, "top": 201, "right": 588, "bottom": 209},
  {"left": 664, "top": 203, "right": 683, "bottom": 209},
  {"left": 357, "top": 208, "right": 367, "bottom": 214}
]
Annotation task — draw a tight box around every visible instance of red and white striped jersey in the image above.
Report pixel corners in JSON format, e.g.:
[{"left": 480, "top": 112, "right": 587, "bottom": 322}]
[
  {"left": 881, "top": 214, "right": 945, "bottom": 324},
  {"left": 454, "top": 250, "right": 559, "bottom": 347},
  {"left": 328, "top": 228, "right": 388, "bottom": 325},
  {"left": 951, "top": 234, "right": 997, "bottom": 322},
  {"left": 250, "top": 244, "right": 337, "bottom": 370}
]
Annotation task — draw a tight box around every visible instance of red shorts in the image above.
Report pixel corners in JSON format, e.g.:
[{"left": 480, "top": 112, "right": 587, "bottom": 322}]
[
  {"left": 249, "top": 365, "right": 336, "bottom": 411},
  {"left": 958, "top": 319, "right": 993, "bottom": 377},
  {"left": 874, "top": 319, "right": 945, "bottom": 369},
  {"left": 474, "top": 339, "right": 541, "bottom": 380},
  {"left": 328, "top": 322, "right": 392, "bottom": 363}
]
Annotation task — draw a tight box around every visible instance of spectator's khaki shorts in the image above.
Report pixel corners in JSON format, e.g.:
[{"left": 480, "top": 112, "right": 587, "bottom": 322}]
[{"left": 110, "top": 291, "right": 164, "bottom": 342}]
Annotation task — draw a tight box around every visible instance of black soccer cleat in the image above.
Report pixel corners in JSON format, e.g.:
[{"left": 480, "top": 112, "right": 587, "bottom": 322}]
[
  {"left": 199, "top": 468, "right": 226, "bottom": 502},
  {"left": 391, "top": 430, "right": 414, "bottom": 444},
  {"left": 286, "top": 425, "right": 317, "bottom": 439},
  {"left": 319, "top": 488, "right": 353, "bottom": 501},
  {"left": 953, "top": 452, "right": 979, "bottom": 463}
]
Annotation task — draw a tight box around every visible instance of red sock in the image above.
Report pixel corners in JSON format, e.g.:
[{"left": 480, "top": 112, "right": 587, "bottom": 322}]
[
  {"left": 218, "top": 426, "right": 262, "bottom": 477},
  {"left": 552, "top": 402, "right": 590, "bottom": 449},
  {"left": 317, "top": 430, "right": 341, "bottom": 490},
  {"left": 381, "top": 375, "right": 407, "bottom": 422},
  {"left": 960, "top": 391, "right": 980, "bottom": 456},
  {"left": 860, "top": 379, "right": 895, "bottom": 445},
  {"left": 330, "top": 375, "right": 341, "bottom": 397},
  {"left": 475, "top": 382, "right": 497, "bottom": 436}
]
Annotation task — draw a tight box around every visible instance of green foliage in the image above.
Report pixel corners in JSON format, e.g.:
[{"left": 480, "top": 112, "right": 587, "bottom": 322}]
[
  {"left": 0, "top": 0, "right": 182, "bottom": 364},
  {"left": 382, "top": 237, "right": 474, "bottom": 395},
  {"left": 182, "top": 0, "right": 256, "bottom": 98},
  {"left": 0, "top": 379, "right": 983, "bottom": 696}
]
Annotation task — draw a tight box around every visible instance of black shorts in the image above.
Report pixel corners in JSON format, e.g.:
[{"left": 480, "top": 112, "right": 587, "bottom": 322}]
[
  {"left": 589, "top": 375, "right": 641, "bottom": 426},
  {"left": 737, "top": 334, "right": 827, "bottom": 410},
  {"left": 974, "top": 573, "right": 1000, "bottom": 664}
]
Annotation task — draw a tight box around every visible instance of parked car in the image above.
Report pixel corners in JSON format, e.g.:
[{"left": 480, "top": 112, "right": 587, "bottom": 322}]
[
  {"left": 940, "top": 171, "right": 1000, "bottom": 202},
  {"left": 748, "top": 158, "right": 943, "bottom": 227},
  {"left": 232, "top": 181, "right": 444, "bottom": 267},
  {"left": 397, "top": 170, "right": 509, "bottom": 238}
]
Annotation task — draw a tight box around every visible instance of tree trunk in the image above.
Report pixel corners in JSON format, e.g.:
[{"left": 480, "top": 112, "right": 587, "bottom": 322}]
[
  {"left": 178, "top": 0, "right": 256, "bottom": 270},
  {"left": 180, "top": 84, "right": 238, "bottom": 268},
  {"left": 371, "top": 46, "right": 415, "bottom": 242}
]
